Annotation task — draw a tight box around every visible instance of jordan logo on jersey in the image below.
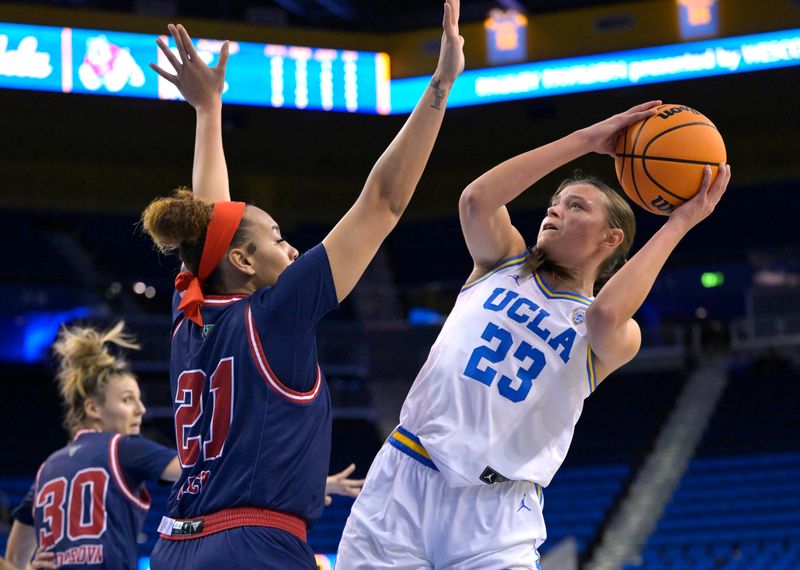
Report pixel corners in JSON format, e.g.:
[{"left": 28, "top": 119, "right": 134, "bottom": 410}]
[
  {"left": 509, "top": 274, "right": 521, "bottom": 286},
  {"left": 202, "top": 324, "right": 215, "bottom": 339},
  {"left": 480, "top": 466, "right": 509, "bottom": 485},
  {"left": 68, "top": 445, "right": 81, "bottom": 457},
  {"left": 517, "top": 493, "right": 532, "bottom": 512}
]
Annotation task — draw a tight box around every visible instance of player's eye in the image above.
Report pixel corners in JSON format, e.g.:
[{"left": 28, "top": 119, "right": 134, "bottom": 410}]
[{"left": 276, "top": 238, "right": 286, "bottom": 244}]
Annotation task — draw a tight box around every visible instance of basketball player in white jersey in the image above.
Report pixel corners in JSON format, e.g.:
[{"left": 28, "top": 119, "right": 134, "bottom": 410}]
[{"left": 335, "top": 100, "right": 731, "bottom": 569}]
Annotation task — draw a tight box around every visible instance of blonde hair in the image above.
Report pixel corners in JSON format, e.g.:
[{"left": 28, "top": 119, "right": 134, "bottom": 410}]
[
  {"left": 522, "top": 175, "right": 636, "bottom": 295},
  {"left": 53, "top": 321, "right": 140, "bottom": 435}
]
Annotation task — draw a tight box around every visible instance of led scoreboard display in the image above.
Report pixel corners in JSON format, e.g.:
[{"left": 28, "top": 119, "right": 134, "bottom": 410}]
[{"left": 0, "top": 22, "right": 391, "bottom": 114}]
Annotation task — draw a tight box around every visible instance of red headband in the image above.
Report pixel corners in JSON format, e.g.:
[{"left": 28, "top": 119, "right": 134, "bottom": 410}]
[{"left": 175, "top": 201, "right": 246, "bottom": 326}]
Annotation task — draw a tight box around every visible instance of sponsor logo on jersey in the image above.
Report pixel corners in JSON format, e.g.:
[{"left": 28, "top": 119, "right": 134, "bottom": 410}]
[
  {"left": 517, "top": 493, "right": 532, "bottom": 512},
  {"left": 68, "top": 445, "right": 81, "bottom": 457},
  {"left": 171, "top": 518, "right": 204, "bottom": 536},
  {"left": 571, "top": 307, "right": 586, "bottom": 325},
  {"left": 480, "top": 466, "right": 509, "bottom": 485}
]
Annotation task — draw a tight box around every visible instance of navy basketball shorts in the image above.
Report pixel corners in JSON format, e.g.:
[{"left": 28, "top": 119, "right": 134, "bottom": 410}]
[{"left": 150, "top": 526, "right": 317, "bottom": 570}]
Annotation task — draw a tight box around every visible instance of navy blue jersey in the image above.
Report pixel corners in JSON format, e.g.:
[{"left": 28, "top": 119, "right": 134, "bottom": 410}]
[
  {"left": 14, "top": 430, "right": 174, "bottom": 569},
  {"left": 167, "top": 244, "right": 338, "bottom": 525}
]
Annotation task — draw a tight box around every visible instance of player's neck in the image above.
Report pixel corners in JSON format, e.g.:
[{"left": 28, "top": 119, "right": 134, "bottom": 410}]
[{"left": 541, "top": 269, "right": 594, "bottom": 298}]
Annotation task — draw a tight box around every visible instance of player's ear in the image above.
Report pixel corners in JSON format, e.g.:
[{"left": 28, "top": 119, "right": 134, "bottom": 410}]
[
  {"left": 227, "top": 246, "right": 256, "bottom": 277},
  {"left": 83, "top": 398, "right": 102, "bottom": 422},
  {"left": 599, "top": 228, "right": 624, "bottom": 251}
]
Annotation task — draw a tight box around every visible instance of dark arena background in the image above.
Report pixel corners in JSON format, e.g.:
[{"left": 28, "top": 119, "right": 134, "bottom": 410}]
[{"left": 1, "top": 0, "right": 799, "bottom": 568}]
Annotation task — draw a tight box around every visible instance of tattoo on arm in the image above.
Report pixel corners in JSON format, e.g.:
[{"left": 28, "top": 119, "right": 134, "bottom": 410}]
[{"left": 430, "top": 79, "right": 446, "bottom": 110}]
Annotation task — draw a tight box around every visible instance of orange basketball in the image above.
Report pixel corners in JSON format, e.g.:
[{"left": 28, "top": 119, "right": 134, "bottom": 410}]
[{"left": 614, "top": 104, "right": 726, "bottom": 215}]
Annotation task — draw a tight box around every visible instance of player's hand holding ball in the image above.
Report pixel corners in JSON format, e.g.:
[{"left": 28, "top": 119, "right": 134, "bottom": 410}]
[
  {"left": 578, "top": 100, "right": 663, "bottom": 156},
  {"left": 667, "top": 162, "right": 731, "bottom": 232}
]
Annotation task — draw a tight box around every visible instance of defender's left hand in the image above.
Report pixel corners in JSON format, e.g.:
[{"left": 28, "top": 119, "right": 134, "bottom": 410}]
[{"left": 433, "top": 0, "right": 465, "bottom": 85}]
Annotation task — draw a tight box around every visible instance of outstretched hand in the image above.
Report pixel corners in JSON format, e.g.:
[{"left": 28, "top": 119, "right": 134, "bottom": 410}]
[
  {"left": 579, "top": 101, "right": 663, "bottom": 156},
  {"left": 669, "top": 163, "right": 731, "bottom": 230},
  {"left": 324, "top": 463, "right": 365, "bottom": 506},
  {"left": 434, "top": 0, "right": 465, "bottom": 84},
  {"left": 149, "top": 23, "right": 229, "bottom": 111}
]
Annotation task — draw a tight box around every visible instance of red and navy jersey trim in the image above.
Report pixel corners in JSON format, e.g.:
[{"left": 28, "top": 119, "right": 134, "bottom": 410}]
[
  {"left": 108, "top": 435, "right": 151, "bottom": 511},
  {"left": 203, "top": 295, "right": 247, "bottom": 307},
  {"left": 245, "top": 303, "right": 322, "bottom": 403}
]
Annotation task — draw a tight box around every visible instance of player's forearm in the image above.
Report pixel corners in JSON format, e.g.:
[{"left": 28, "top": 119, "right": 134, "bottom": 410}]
[
  {"left": 191, "top": 104, "right": 231, "bottom": 203},
  {"left": 588, "top": 219, "right": 690, "bottom": 326},
  {"left": 4, "top": 521, "right": 35, "bottom": 569},
  {"left": 360, "top": 74, "right": 452, "bottom": 218},
  {"left": 461, "top": 131, "right": 591, "bottom": 218}
]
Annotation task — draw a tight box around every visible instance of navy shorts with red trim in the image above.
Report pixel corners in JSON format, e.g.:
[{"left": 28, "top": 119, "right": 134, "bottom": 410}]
[{"left": 150, "top": 525, "right": 316, "bottom": 570}]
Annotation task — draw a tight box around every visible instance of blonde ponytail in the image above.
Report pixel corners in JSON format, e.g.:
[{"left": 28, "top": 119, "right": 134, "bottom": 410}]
[{"left": 53, "top": 322, "right": 140, "bottom": 434}]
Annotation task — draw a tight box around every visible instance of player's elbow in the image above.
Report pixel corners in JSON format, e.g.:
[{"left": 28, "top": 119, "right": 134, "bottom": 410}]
[
  {"left": 368, "top": 183, "right": 409, "bottom": 220},
  {"left": 459, "top": 183, "right": 491, "bottom": 220}
]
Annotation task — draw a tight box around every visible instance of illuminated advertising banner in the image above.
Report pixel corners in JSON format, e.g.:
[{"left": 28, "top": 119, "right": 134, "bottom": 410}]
[
  {"left": 0, "top": 23, "right": 62, "bottom": 92},
  {"left": 0, "top": 22, "right": 391, "bottom": 113},
  {"left": 391, "top": 28, "right": 800, "bottom": 113},
  {"left": 2, "top": 23, "right": 799, "bottom": 114}
]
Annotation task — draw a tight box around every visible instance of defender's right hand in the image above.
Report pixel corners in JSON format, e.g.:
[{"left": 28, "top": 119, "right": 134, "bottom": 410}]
[{"left": 149, "top": 23, "right": 230, "bottom": 112}]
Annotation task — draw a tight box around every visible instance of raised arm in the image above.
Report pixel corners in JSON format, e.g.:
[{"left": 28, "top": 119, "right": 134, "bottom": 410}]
[
  {"left": 586, "top": 163, "right": 731, "bottom": 379},
  {"left": 459, "top": 101, "right": 662, "bottom": 275},
  {"left": 150, "top": 24, "right": 231, "bottom": 202},
  {"left": 322, "top": 0, "right": 465, "bottom": 302}
]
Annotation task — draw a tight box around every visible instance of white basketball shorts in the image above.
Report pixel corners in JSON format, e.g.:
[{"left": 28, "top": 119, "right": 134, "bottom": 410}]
[{"left": 335, "top": 426, "right": 545, "bottom": 570}]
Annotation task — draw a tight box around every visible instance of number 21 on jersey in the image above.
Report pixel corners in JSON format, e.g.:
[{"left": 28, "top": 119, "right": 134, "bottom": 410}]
[{"left": 175, "top": 357, "right": 234, "bottom": 467}]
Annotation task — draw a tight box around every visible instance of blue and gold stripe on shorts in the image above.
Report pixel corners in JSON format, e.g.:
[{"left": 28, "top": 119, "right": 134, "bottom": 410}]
[
  {"left": 534, "top": 482, "right": 544, "bottom": 507},
  {"left": 389, "top": 426, "right": 438, "bottom": 471}
]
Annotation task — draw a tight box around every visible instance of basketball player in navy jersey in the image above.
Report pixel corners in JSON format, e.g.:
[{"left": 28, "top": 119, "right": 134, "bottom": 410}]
[
  {"left": 141, "top": 4, "right": 463, "bottom": 568},
  {"left": 336, "top": 103, "right": 731, "bottom": 568},
  {"left": 4, "top": 323, "right": 181, "bottom": 570}
]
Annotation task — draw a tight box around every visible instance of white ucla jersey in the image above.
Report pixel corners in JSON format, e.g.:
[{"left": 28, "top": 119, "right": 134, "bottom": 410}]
[{"left": 400, "top": 252, "right": 598, "bottom": 488}]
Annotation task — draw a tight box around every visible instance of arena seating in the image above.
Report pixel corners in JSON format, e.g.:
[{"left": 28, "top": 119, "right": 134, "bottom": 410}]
[{"left": 632, "top": 361, "right": 800, "bottom": 569}]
